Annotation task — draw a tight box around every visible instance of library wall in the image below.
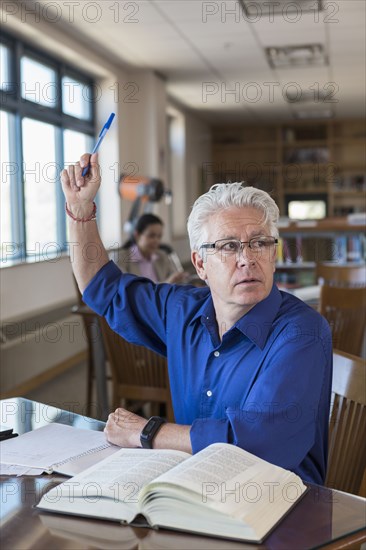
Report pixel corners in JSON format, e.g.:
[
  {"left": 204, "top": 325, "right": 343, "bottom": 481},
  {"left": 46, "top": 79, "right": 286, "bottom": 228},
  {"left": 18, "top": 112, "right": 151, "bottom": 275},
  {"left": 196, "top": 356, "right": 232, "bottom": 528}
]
[
  {"left": 212, "top": 120, "right": 366, "bottom": 289},
  {"left": 212, "top": 119, "right": 366, "bottom": 217}
]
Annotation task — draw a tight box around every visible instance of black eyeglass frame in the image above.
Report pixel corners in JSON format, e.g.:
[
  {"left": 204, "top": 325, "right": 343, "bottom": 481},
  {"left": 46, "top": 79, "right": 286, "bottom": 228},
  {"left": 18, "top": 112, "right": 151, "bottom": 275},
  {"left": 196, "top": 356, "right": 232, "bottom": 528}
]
[{"left": 200, "top": 236, "right": 278, "bottom": 253}]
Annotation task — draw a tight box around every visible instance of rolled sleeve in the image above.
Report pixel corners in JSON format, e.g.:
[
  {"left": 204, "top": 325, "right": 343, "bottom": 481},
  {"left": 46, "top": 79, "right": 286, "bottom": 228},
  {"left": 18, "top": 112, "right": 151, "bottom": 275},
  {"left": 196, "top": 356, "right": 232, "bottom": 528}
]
[{"left": 82, "top": 261, "right": 171, "bottom": 354}]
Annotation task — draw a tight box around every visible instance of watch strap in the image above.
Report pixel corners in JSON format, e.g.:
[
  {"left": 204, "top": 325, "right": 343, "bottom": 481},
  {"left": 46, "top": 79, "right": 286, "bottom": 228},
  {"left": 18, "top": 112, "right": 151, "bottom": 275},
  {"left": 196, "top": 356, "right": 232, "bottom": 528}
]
[{"left": 140, "top": 416, "right": 166, "bottom": 449}]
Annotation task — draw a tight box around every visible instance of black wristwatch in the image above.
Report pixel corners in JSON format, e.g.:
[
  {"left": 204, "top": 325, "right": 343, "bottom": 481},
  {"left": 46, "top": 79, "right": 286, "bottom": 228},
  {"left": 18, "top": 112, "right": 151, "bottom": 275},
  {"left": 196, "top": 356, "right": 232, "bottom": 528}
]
[{"left": 140, "top": 416, "right": 166, "bottom": 449}]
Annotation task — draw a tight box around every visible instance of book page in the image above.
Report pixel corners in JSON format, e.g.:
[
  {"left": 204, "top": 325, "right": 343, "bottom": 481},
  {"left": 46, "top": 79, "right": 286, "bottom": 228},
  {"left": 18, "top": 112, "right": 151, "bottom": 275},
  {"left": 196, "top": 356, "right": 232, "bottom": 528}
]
[
  {"left": 142, "top": 443, "right": 305, "bottom": 519},
  {"left": 147, "top": 443, "right": 268, "bottom": 490},
  {"left": 66, "top": 448, "right": 190, "bottom": 500},
  {"left": 139, "top": 444, "right": 306, "bottom": 542},
  {"left": 37, "top": 448, "right": 190, "bottom": 522}
]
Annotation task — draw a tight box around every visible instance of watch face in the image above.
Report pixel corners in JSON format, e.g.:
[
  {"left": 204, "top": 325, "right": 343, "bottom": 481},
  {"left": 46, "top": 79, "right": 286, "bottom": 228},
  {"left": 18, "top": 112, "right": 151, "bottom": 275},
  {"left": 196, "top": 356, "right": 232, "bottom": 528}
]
[
  {"left": 140, "top": 417, "right": 166, "bottom": 449},
  {"left": 143, "top": 419, "right": 156, "bottom": 436}
]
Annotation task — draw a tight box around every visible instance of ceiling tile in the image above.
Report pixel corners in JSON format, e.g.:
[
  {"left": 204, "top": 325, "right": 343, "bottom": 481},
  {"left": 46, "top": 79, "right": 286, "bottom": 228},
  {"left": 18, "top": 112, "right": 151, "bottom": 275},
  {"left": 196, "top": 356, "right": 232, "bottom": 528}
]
[{"left": 32, "top": 0, "right": 365, "bottom": 122}]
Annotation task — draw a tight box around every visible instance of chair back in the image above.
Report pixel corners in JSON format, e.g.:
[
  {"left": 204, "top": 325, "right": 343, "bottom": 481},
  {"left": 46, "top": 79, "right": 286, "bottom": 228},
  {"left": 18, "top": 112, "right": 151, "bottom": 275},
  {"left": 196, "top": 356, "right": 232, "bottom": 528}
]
[
  {"left": 326, "top": 350, "right": 366, "bottom": 496},
  {"left": 99, "top": 317, "right": 174, "bottom": 421},
  {"left": 319, "top": 285, "right": 366, "bottom": 356},
  {"left": 316, "top": 263, "right": 366, "bottom": 287},
  {"left": 71, "top": 274, "right": 100, "bottom": 417}
]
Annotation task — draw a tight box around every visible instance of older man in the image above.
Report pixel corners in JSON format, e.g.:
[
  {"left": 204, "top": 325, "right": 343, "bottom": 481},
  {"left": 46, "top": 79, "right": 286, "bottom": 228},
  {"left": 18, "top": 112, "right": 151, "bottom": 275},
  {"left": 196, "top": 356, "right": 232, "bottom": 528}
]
[{"left": 62, "top": 153, "right": 332, "bottom": 484}]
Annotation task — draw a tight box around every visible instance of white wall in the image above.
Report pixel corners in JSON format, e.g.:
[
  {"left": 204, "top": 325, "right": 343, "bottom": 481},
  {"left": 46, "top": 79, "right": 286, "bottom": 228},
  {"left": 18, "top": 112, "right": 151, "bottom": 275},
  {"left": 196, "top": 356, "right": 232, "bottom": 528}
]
[
  {"left": 172, "top": 110, "right": 213, "bottom": 265},
  {"left": 185, "top": 112, "right": 213, "bottom": 209},
  {"left": 0, "top": 256, "right": 76, "bottom": 320},
  {"left": 117, "top": 71, "right": 170, "bottom": 244}
]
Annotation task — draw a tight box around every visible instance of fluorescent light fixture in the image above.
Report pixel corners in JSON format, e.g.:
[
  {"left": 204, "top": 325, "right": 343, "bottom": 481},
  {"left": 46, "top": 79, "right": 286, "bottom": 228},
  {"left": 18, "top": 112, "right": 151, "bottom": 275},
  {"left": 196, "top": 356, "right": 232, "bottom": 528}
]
[
  {"left": 240, "top": 0, "right": 323, "bottom": 17},
  {"left": 265, "top": 44, "right": 327, "bottom": 68}
]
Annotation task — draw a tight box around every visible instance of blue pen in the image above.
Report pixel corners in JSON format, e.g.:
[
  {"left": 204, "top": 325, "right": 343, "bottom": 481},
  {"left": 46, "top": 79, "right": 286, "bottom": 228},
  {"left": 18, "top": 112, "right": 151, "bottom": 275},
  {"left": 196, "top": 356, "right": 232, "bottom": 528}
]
[{"left": 82, "top": 112, "right": 115, "bottom": 176}]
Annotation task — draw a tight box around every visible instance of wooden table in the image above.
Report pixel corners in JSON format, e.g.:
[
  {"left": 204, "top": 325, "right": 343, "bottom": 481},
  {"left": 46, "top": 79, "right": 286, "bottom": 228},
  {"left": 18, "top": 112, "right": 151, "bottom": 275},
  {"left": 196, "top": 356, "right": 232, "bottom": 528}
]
[
  {"left": 1, "top": 399, "right": 365, "bottom": 549},
  {"left": 0, "top": 476, "right": 365, "bottom": 549}
]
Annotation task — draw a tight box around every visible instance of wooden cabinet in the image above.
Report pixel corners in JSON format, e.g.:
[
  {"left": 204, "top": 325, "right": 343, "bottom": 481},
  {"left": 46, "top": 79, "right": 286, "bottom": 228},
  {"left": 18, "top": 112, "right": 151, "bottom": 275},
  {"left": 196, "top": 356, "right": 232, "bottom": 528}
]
[
  {"left": 211, "top": 125, "right": 280, "bottom": 202},
  {"left": 329, "top": 121, "right": 366, "bottom": 216},
  {"left": 212, "top": 119, "right": 366, "bottom": 217}
]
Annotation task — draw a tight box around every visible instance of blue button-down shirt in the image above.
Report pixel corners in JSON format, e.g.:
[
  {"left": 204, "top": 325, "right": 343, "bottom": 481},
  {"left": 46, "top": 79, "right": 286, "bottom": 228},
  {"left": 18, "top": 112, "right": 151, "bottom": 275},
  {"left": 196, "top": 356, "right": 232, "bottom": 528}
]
[{"left": 84, "top": 261, "right": 332, "bottom": 484}]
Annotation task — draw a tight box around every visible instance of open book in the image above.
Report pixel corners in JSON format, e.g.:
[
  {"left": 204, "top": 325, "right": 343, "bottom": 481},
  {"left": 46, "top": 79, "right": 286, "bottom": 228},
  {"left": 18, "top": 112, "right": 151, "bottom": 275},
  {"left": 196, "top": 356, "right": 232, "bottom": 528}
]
[{"left": 37, "top": 443, "right": 307, "bottom": 543}]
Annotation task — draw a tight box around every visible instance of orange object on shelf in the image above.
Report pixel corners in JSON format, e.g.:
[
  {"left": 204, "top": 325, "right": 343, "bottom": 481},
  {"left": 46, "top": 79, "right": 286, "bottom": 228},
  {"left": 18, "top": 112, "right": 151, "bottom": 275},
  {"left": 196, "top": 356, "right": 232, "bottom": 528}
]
[{"left": 119, "top": 174, "right": 165, "bottom": 203}]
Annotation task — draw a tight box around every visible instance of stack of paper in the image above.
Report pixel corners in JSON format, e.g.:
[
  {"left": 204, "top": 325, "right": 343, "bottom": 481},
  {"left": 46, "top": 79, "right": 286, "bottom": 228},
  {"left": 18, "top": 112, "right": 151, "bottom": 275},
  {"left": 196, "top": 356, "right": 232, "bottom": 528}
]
[{"left": 0, "top": 423, "right": 119, "bottom": 476}]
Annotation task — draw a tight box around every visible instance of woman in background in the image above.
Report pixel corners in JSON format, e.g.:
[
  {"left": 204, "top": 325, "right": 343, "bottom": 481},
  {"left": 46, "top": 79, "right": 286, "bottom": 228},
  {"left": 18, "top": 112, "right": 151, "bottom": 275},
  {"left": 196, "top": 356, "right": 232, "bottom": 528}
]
[{"left": 115, "top": 213, "right": 188, "bottom": 284}]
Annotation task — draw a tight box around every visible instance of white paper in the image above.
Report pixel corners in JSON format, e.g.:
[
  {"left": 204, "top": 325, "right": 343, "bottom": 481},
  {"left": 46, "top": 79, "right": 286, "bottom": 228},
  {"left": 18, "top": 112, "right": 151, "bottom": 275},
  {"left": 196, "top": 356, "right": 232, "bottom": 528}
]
[
  {"left": 0, "top": 423, "right": 115, "bottom": 473},
  {"left": 0, "top": 463, "right": 43, "bottom": 476}
]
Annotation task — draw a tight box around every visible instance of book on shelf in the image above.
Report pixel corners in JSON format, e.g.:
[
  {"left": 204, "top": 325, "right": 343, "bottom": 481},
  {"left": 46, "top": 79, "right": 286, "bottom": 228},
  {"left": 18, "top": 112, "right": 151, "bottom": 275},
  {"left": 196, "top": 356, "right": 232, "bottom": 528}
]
[
  {"left": 347, "top": 212, "right": 366, "bottom": 225},
  {"left": 346, "top": 235, "right": 363, "bottom": 262},
  {"left": 37, "top": 443, "right": 307, "bottom": 544}
]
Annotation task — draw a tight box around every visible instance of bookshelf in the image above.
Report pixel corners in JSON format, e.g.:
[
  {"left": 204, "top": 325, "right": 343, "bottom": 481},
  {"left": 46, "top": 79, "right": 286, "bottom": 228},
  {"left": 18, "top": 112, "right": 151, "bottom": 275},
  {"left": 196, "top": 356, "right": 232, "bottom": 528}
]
[
  {"left": 329, "top": 121, "right": 366, "bottom": 216},
  {"left": 211, "top": 125, "right": 280, "bottom": 203},
  {"left": 276, "top": 219, "right": 366, "bottom": 287},
  {"left": 212, "top": 120, "right": 365, "bottom": 287},
  {"left": 212, "top": 119, "right": 366, "bottom": 217}
]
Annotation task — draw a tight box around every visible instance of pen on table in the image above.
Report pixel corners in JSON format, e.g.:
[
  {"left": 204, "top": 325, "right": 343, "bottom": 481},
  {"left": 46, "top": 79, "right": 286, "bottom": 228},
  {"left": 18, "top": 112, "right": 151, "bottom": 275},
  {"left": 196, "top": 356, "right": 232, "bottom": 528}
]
[{"left": 81, "top": 112, "right": 115, "bottom": 177}]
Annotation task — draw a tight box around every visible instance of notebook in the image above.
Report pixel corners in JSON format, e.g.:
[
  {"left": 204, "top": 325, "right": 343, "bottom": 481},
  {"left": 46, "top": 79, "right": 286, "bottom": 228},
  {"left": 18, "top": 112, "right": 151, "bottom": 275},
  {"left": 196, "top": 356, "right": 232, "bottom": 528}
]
[{"left": 0, "top": 423, "right": 119, "bottom": 476}]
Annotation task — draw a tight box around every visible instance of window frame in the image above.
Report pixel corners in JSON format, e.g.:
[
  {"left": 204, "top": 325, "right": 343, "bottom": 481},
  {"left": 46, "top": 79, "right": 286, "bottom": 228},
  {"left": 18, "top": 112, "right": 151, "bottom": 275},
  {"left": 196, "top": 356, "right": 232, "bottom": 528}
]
[{"left": 0, "top": 31, "right": 96, "bottom": 264}]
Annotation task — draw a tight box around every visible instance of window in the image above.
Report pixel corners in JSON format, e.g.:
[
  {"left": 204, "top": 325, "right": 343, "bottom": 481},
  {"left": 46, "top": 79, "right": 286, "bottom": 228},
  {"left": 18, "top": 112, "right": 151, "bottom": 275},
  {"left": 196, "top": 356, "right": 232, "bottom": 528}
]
[
  {"left": 0, "top": 43, "right": 11, "bottom": 91},
  {"left": 62, "top": 76, "right": 92, "bottom": 120},
  {"left": 22, "top": 118, "right": 58, "bottom": 248},
  {"left": 0, "top": 32, "right": 95, "bottom": 264},
  {"left": 0, "top": 111, "right": 14, "bottom": 246},
  {"left": 20, "top": 56, "right": 57, "bottom": 107},
  {"left": 167, "top": 107, "right": 186, "bottom": 237}
]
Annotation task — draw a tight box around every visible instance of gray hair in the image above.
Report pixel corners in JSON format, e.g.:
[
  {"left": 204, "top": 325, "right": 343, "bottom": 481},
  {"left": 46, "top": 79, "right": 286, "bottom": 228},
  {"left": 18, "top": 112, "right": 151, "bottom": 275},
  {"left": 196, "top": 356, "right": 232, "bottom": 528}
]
[{"left": 187, "top": 182, "right": 279, "bottom": 251}]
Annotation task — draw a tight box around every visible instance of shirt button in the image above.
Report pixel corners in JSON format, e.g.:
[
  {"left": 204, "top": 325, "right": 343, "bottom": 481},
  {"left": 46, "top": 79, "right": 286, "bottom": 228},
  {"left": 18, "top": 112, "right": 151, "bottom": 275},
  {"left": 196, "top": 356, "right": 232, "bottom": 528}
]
[
  {"left": 214, "top": 351, "right": 220, "bottom": 357},
  {"left": 207, "top": 390, "right": 212, "bottom": 397}
]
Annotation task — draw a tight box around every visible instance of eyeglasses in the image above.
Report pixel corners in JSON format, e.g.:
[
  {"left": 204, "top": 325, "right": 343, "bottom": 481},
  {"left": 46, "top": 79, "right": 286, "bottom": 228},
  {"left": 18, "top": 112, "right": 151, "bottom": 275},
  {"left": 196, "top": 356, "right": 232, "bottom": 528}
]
[{"left": 200, "top": 236, "right": 278, "bottom": 255}]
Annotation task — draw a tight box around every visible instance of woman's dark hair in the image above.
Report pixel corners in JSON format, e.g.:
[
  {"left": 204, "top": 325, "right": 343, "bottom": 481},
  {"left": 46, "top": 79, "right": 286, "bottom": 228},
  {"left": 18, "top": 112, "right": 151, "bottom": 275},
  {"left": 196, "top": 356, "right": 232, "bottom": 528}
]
[{"left": 122, "top": 213, "right": 163, "bottom": 249}]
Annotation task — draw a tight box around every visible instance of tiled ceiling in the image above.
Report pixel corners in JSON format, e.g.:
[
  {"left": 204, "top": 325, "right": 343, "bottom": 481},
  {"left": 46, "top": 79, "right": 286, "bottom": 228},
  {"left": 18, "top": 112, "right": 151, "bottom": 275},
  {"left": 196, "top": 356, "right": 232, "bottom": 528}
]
[{"left": 38, "top": 0, "right": 365, "bottom": 123}]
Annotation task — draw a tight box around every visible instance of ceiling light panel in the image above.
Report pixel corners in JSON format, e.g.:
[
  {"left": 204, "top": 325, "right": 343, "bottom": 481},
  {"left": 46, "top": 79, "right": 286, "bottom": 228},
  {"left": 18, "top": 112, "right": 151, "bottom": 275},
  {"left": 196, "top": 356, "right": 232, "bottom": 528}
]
[
  {"left": 265, "top": 44, "right": 328, "bottom": 68},
  {"left": 240, "top": 0, "right": 323, "bottom": 17}
]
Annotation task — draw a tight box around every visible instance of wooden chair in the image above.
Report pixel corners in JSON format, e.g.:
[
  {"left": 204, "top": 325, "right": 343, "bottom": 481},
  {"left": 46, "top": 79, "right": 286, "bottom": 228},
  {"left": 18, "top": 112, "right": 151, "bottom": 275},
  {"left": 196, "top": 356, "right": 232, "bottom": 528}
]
[
  {"left": 71, "top": 279, "right": 100, "bottom": 417},
  {"left": 316, "top": 263, "right": 366, "bottom": 287},
  {"left": 319, "top": 285, "right": 366, "bottom": 356},
  {"left": 99, "top": 317, "right": 174, "bottom": 421},
  {"left": 326, "top": 349, "right": 366, "bottom": 496}
]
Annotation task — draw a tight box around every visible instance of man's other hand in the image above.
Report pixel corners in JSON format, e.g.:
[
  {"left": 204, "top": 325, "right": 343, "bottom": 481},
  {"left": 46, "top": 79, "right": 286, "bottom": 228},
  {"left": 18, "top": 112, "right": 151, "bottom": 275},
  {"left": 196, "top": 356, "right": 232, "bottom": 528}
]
[{"left": 104, "top": 407, "right": 146, "bottom": 448}]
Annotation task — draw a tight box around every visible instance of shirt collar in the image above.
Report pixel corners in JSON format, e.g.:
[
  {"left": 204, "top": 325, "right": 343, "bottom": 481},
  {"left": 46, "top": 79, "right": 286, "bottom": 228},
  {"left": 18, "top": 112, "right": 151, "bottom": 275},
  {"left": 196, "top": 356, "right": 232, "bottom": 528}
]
[{"left": 192, "top": 283, "right": 282, "bottom": 349}]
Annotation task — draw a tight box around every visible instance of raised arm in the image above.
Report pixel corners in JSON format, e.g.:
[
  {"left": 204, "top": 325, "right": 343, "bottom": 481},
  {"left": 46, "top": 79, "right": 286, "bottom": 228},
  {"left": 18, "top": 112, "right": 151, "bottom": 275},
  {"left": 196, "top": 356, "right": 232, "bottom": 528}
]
[{"left": 61, "top": 153, "right": 109, "bottom": 292}]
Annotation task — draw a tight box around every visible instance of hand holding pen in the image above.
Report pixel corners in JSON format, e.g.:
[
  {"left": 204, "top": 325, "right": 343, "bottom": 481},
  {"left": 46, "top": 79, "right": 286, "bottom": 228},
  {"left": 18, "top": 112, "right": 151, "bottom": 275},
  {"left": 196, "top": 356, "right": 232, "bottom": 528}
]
[
  {"left": 82, "top": 112, "right": 115, "bottom": 177},
  {"left": 61, "top": 113, "right": 115, "bottom": 220}
]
